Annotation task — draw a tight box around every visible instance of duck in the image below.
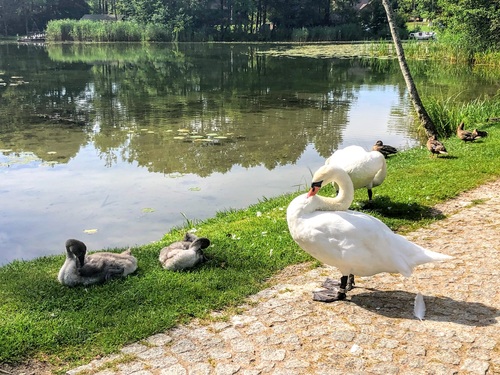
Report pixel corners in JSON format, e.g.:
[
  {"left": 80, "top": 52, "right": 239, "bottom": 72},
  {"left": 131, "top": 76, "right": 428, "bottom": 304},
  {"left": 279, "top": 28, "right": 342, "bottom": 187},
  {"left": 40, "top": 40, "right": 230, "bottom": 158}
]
[
  {"left": 472, "top": 128, "right": 488, "bottom": 138},
  {"left": 426, "top": 135, "right": 448, "bottom": 157},
  {"left": 286, "top": 164, "right": 452, "bottom": 302},
  {"left": 58, "top": 239, "right": 138, "bottom": 287},
  {"left": 372, "top": 140, "right": 398, "bottom": 158},
  {"left": 325, "top": 145, "right": 386, "bottom": 201},
  {"left": 159, "top": 232, "right": 211, "bottom": 271},
  {"left": 456, "top": 121, "right": 479, "bottom": 142}
]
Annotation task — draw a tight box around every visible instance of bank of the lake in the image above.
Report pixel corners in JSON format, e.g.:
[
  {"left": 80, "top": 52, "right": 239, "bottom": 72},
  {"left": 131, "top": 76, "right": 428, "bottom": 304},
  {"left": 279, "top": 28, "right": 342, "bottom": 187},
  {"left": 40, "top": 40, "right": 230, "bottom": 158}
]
[{"left": 1, "top": 118, "right": 499, "bottom": 373}]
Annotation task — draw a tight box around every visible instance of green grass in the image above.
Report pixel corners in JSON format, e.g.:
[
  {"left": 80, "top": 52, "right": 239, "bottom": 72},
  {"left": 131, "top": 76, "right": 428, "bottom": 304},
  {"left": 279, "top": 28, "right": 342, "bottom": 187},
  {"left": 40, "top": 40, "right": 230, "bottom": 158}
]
[{"left": 1, "top": 109, "right": 499, "bottom": 372}]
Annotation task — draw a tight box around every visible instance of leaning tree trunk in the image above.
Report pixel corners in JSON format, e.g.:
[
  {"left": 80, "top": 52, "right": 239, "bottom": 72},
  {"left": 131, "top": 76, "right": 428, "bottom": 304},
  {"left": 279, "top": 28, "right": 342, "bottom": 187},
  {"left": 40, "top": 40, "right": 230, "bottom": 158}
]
[{"left": 381, "top": 0, "right": 438, "bottom": 138}]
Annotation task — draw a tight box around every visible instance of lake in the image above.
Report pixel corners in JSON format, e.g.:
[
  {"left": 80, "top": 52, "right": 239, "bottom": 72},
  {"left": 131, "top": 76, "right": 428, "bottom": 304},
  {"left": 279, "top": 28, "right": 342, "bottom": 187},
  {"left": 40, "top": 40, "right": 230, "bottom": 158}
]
[{"left": 0, "top": 42, "right": 494, "bottom": 265}]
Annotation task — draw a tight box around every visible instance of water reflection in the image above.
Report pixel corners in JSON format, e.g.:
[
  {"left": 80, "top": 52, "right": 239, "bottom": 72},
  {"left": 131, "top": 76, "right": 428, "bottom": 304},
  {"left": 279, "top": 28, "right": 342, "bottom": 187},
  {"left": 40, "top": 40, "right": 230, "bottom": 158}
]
[{"left": 3, "top": 43, "right": 491, "bottom": 265}]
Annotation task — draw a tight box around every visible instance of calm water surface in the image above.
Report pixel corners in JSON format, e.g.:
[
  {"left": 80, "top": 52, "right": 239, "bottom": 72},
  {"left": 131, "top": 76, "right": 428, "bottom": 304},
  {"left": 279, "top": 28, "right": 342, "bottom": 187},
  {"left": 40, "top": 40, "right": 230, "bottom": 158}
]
[{"left": 0, "top": 43, "right": 493, "bottom": 265}]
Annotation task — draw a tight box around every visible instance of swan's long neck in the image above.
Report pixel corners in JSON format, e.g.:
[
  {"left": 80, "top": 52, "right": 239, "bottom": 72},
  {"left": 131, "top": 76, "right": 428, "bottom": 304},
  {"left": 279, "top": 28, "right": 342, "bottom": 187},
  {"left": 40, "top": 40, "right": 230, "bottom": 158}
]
[
  {"left": 315, "top": 175, "right": 354, "bottom": 211},
  {"left": 309, "top": 167, "right": 354, "bottom": 212}
]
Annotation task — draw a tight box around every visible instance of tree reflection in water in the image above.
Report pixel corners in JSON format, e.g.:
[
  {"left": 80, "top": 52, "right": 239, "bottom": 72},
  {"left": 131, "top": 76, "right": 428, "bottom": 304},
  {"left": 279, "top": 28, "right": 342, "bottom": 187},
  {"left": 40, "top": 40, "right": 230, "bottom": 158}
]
[{"left": 6, "top": 42, "right": 492, "bottom": 264}]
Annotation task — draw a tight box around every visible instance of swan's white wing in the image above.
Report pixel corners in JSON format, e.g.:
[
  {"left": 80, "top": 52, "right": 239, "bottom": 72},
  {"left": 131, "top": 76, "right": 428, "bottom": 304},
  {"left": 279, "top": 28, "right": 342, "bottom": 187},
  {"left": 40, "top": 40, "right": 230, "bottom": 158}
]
[
  {"left": 290, "top": 210, "right": 420, "bottom": 277},
  {"left": 326, "top": 147, "right": 385, "bottom": 189}
]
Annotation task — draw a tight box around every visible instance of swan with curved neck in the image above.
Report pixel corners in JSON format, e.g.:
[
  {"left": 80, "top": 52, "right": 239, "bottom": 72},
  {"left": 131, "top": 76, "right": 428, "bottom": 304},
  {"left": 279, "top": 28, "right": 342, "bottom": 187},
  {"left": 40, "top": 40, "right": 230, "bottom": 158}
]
[
  {"left": 325, "top": 145, "right": 386, "bottom": 201},
  {"left": 287, "top": 164, "right": 452, "bottom": 302}
]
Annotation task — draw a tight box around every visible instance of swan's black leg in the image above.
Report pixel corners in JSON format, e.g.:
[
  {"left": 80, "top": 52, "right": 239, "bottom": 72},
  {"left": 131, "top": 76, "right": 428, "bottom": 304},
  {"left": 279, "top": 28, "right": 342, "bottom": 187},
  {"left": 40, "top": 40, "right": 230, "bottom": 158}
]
[
  {"left": 367, "top": 188, "right": 373, "bottom": 200},
  {"left": 346, "top": 274, "right": 355, "bottom": 291},
  {"left": 338, "top": 275, "right": 348, "bottom": 298}
]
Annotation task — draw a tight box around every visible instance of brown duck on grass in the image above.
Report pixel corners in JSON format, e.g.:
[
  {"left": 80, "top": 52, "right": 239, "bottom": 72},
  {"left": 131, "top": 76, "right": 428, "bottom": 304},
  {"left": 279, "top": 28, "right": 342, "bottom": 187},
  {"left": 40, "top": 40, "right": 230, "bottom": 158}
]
[
  {"left": 456, "top": 121, "right": 480, "bottom": 142},
  {"left": 372, "top": 140, "right": 398, "bottom": 158},
  {"left": 472, "top": 128, "right": 488, "bottom": 138},
  {"left": 426, "top": 135, "right": 448, "bottom": 157}
]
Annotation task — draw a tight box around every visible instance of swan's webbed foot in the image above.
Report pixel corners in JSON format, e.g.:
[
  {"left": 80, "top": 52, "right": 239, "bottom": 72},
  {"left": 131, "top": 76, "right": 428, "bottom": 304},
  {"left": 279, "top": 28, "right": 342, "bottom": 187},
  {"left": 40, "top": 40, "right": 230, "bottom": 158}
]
[
  {"left": 313, "top": 275, "right": 352, "bottom": 303},
  {"left": 313, "top": 289, "right": 346, "bottom": 302}
]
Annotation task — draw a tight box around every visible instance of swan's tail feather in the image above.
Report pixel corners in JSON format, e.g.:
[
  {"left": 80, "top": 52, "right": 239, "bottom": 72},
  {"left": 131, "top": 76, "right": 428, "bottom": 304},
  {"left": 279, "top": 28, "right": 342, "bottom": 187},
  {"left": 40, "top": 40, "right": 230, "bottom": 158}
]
[{"left": 417, "top": 248, "right": 453, "bottom": 265}]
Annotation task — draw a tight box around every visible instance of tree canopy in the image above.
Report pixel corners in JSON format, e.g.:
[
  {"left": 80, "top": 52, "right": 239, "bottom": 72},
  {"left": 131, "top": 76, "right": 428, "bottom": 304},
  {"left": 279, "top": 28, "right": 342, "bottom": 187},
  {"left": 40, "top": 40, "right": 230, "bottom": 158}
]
[{"left": 1, "top": 0, "right": 499, "bottom": 51}]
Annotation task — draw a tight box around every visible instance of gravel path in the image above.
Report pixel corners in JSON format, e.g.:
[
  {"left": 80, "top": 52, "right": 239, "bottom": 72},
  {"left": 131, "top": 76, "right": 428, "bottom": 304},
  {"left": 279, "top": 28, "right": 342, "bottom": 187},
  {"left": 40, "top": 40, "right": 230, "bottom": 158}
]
[{"left": 12, "top": 180, "right": 500, "bottom": 375}]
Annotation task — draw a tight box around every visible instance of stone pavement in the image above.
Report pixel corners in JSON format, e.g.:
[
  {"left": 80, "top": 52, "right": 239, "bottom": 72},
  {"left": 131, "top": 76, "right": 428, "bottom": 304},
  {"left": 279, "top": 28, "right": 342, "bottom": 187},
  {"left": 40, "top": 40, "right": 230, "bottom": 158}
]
[{"left": 67, "top": 180, "right": 500, "bottom": 375}]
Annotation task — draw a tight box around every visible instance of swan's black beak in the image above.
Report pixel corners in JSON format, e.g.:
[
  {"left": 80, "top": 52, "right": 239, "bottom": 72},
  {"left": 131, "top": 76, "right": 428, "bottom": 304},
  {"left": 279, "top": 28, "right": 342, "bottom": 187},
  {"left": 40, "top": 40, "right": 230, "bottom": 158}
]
[{"left": 307, "top": 181, "right": 322, "bottom": 197}]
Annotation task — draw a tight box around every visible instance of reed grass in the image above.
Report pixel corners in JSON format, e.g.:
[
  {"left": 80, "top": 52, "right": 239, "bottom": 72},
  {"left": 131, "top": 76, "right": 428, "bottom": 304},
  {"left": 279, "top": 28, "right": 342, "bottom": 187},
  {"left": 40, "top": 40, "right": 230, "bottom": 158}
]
[
  {"left": 423, "top": 95, "right": 500, "bottom": 138},
  {"left": 46, "top": 20, "right": 151, "bottom": 42}
]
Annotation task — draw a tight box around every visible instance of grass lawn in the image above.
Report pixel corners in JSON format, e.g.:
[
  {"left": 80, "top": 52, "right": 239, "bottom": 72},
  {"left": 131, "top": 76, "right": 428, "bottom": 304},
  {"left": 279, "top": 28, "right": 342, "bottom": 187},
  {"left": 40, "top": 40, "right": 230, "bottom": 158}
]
[{"left": 1, "top": 119, "right": 499, "bottom": 373}]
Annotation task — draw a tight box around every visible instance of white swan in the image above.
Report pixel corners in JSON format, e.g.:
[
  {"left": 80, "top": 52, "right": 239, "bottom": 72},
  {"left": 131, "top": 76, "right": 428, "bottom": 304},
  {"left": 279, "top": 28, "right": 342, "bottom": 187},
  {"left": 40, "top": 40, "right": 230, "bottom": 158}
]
[
  {"left": 325, "top": 145, "right": 386, "bottom": 201},
  {"left": 58, "top": 239, "right": 138, "bottom": 287},
  {"left": 286, "top": 164, "right": 452, "bottom": 302},
  {"left": 159, "top": 232, "right": 211, "bottom": 271}
]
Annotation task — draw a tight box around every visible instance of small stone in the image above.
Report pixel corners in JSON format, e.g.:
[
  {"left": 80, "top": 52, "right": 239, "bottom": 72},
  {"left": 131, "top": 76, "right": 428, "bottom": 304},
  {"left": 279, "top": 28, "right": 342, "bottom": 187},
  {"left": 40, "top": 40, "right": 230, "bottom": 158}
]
[
  {"left": 261, "top": 348, "right": 286, "bottom": 361},
  {"left": 460, "top": 359, "right": 490, "bottom": 374},
  {"left": 214, "top": 363, "right": 241, "bottom": 375},
  {"left": 159, "top": 364, "right": 187, "bottom": 375}
]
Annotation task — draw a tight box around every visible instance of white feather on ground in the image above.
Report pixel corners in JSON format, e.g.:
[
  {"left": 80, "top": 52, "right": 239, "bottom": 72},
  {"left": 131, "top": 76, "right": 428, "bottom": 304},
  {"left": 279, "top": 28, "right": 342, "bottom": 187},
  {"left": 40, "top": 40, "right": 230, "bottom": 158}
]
[{"left": 414, "top": 293, "right": 426, "bottom": 321}]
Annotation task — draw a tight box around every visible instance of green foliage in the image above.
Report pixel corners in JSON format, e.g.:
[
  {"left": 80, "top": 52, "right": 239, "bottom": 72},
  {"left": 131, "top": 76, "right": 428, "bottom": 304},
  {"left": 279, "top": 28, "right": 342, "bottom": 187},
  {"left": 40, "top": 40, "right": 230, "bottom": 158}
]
[
  {"left": 435, "top": 0, "right": 500, "bottom": 53},
  {"left": 46, "top": 20, "right": 144, "bottom": 42},
  {"left": 291, "top": 27, "right": 309, "bottom": 42},
  {"left": 423, "top": 95, "right": 500, "bottom": 138}
]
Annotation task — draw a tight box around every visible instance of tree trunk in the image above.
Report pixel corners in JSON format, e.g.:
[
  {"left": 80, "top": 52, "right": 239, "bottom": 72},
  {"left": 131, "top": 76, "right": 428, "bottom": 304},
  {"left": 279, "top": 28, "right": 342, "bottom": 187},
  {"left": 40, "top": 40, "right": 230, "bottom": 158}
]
[{"left": 380, "top": 0, "right": 438, "bottom": 138}]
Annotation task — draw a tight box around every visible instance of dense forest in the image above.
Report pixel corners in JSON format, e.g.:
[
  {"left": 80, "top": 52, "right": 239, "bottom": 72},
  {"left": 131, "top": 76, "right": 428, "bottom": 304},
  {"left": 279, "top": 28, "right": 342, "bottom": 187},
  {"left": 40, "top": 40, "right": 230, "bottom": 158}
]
[{"left": 1, "top": 0, "right": 499, "bottom": 49}]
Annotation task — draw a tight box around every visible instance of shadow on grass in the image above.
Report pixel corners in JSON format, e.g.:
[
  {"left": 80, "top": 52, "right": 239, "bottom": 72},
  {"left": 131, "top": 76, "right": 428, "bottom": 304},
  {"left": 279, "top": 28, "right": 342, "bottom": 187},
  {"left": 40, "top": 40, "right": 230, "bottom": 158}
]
[
  {"left": 356, "top": 196, "right": 446, "bottom": 221},
  {"left": 349, "top": 289, "right": 499, "bottom": 327}
]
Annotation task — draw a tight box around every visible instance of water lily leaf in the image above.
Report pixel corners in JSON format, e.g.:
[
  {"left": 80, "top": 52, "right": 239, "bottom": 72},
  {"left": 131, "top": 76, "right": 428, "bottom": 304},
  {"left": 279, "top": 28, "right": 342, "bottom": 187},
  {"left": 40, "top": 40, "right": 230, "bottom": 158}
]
[
  {"left": 178, "top": 129, "right": 190, "bottom": 133},
  {"left": 47, "top": 151, "right": 57, "bottom": 155},
  {"left": 173, "top": 136, "right": 186, "bottom": 140},
  {"left": 206, "top": 133, "right": 218, "bottom": 137},
  {"left": 83, "top": 229, "right": 98, "bottom": 234},
  {"left": 214, "top": 136, "right": 228, "bottom": 139},
  {"left": 189, "top": 187, "right": 201, "bottom": 191},
  {"left": 190, "top": 135, "right": 204, "bottom": 139},
  {"left": 140, "top": 128, "right": 149, "bottom": 131},
  {"left": 167, "top": 172, "right": 185, "bottom": 178},
  {"left": 142, "top": 208, "right": 155, "bottom": 213},
  {"left": 147, "top": 131, "right": 155, "bottom": 134}
]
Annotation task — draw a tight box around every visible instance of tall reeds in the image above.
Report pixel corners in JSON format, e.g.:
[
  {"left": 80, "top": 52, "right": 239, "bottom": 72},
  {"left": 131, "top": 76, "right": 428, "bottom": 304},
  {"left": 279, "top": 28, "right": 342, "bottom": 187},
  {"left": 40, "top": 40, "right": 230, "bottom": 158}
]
[
  {"left": 46, "top": 20, "right": 154, "bottom": 42},
  {"left": 423, "top": 95, "right": 500, "bottom": 138}
]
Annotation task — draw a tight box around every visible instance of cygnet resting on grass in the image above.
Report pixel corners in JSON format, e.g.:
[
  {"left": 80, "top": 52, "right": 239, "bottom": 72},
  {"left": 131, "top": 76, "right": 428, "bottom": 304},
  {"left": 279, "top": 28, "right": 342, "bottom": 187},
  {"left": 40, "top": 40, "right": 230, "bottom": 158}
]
[{"left": 159, "top": 232, "right": 211, "bottom": 271}]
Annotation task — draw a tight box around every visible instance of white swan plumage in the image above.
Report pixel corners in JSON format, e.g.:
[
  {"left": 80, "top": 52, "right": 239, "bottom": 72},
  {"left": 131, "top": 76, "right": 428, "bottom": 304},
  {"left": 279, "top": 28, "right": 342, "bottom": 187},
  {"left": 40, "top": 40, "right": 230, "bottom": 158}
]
[
  {"left": 325, "top": 145, "right": 387, "bottom": 200},
  {"left": 58, "top": 239, "right": 138, "bottom": 287},
  {"left": 286, "top": 164, "right": 452, "bottom": 302}
]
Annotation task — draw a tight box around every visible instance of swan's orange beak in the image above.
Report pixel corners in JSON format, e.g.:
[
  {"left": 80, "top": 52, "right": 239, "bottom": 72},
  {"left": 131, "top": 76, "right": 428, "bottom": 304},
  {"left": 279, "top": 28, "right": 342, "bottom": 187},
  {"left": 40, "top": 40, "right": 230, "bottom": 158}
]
[
  {"left": 307, "top": 186, "right": 319, "bottom": 198},
  {"left": 307, "top": 181, "right": 322, "bottom": 197},
  {"left": 307, "top": 187, "right": 319, "bottom": 197}
]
